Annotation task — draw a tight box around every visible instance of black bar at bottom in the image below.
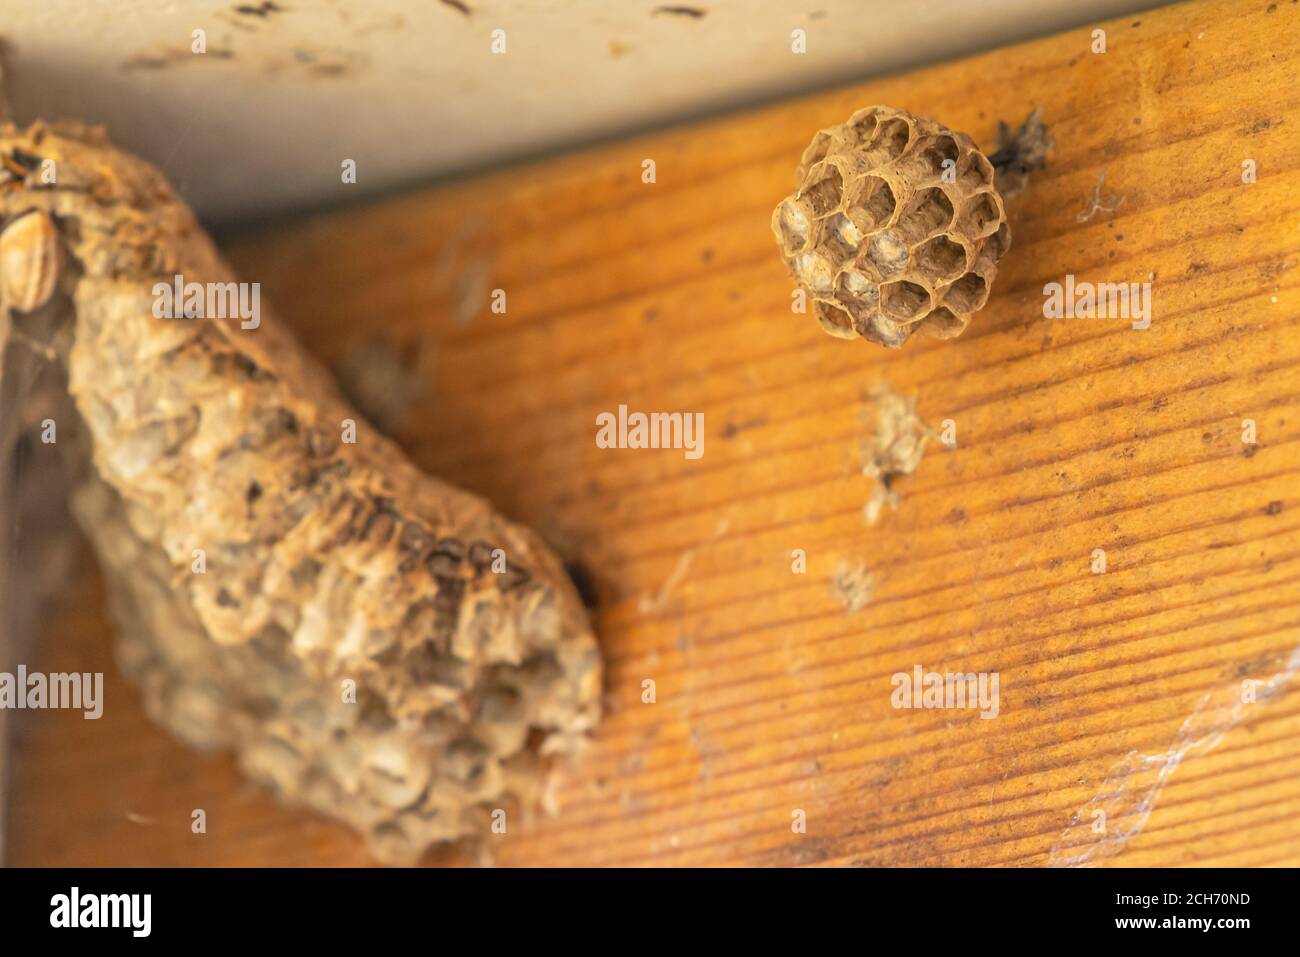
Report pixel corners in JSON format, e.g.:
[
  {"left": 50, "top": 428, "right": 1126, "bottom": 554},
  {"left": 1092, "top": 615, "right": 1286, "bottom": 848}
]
[{"left": 0, "top": 866, "right": 1284, "bottom": 942}]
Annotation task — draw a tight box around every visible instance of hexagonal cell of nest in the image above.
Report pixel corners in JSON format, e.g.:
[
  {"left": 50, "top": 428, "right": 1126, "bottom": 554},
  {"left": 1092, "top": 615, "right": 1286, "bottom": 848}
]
[
  {"left": 798, "top": 128, "right": 840, "bottom": 173},
  {"left": 857, "top": 176, "right": 898, "bottom": 230},
  {"left": 822, "top": 211, "right": 864, "bottom": 260},
  {"left": 944, "top": 271, "right": 990, "bottom": 314},
  {"left": 773, "top": 105, "right": 1010, "bottom": 349},
  {"left": 915, "top": 305, "right": 967, "bottom": 340},
  {"left": 793, "top": 250, "right": 835, "bottom": 296},
  {"left": 863, "top": 115, "right": 912, "bottom": 166},
  {"left": 835, "top": 268, "right": 880, "bottom": 311},
  {"left": 865, "top": 230, "right": 909, "bottom": 277},
  {"left": 774, "top": 197, "right": 812, "bottom": 254},
  {"left": 920, "top": 135, "right": 959, "bottom": 178},
  {"left": 880, "top": 279, "right": 932, "bottom": 324},
  {"left": 800, "top": 163, "right": 847, "bottom": 218},
  {"left": 914, "top": 235, "right": 969, "bottom": 284},
  {"left": 957, "top": 191, "right": 1004, "bottom": 240},
  {"left": 893, "top": 186, "right": 956, "bottom": 246},
  {"left": 813, "top": 300, "right": 858, "bottom": 340}
]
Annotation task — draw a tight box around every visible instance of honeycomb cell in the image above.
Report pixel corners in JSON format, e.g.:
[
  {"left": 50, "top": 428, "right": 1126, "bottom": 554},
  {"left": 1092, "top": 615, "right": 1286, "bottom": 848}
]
[
  {"left": 960, "top": 152, "right": 995, "bottom": 190},
  {"left": 794, "top": 251, "right": 834, "bottom": 294},
  {"left": 894, "top": 187, "right": 954, "bottom": 245},
  {"left": 920, "top": 135, "right": 959, "bottom": 178},
  {"left": 775, "top": 198, "right": 810, "bottom": 252},
  {"left": 914, "top": 235, "right": 968, "bottom": 281},
  {"left": 988, "top": 222, "right": 1012, "bottom": 259},
  {"left": 863, "top": 311, "right": 909, "bottom": 348},
  {"left": 860, "top": 177, "right": 898, "bottom": 228},
  {"left": 880, "top": 280, "right": 931, "bottom": 322},
  {"left": 849, "top": 107, "right": 880, "bottom": 144},
  {"left": 827, "top": 212, "right": 862, "bottom": 248},
  {"left": 867, "top": 231, "right": 909, "bottom": 276},
  {"left": 801, "top": 165, "right": 844, "bottom": 217},
  {"left": 916, "top": 306, "right": 966, "bottom": 339},
  {"left": 959, "top": 192, "right": 1003, "bottom": 238},
  {"left": 871, "top": 117, "right": 911, "bottom": 160},
  {"left": 800, "top": 129, "right": 837, "bottom": 170},
  {"left": 945, "top": 272, "right": 988, "bottom": 313},
  {"left": 837, "top": 269, "right": 879, "bottom": 308},
  {"left": 823, "top": 212, "right": 862, "bottom": 261},
  {"left": 773, "top": 105, "right": 1009, "bottom": 347},
  {"left": 815, "top": 300, "right": 857, "bottom": 339}
]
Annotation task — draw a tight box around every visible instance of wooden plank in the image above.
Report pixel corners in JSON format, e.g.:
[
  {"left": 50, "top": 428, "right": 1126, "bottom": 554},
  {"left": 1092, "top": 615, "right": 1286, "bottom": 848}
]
[{"left": 10, "top": 0, "right": 1300, "bottom": 866}]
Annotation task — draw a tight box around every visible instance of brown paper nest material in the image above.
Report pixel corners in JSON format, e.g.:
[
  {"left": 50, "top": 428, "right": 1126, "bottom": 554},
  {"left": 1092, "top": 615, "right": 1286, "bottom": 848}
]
[
  {"left": 773, "top": 105, "right": 1010, "bottom": 348},
  {"left": 0, "top": 120, "right": 602, "bottom": 864}
]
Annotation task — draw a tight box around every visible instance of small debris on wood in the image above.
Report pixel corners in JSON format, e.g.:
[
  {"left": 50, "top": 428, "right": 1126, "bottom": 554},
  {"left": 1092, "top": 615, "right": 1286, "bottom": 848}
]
[
  {"left": 639, "top": 549, "right": 694, "bottom": 615},
  {"left": 861, "top": 383, "right": 935, "bottom": 525},
  {"left": 689, "top": 725, "right": 722, "bottom": 782},
  {"left": 430, "top": 217, "right": 492, "bottom": 325},
  {"left": 234, "top": 2, "right": 282, "bottom": 18},
  {"left": 831, "top": 560, "right": 875, "bottom": 614},
  {"left": 1075, "top": 170, "right": 1126, "bottom": 223},
  {"left": 452, "top": 256, "right": 491, "bottom": 325},
  {"left": 652, "top": 5, "right": 708, "bottom": 18},
  {"left": 439, "top": 0, "right": 473, "bottom": 17},
  {"left": 638, "top": 514, "right": 730, "bottom": 614},
  {"left": 988, "top": 106, "right": 1052, "bottom": 198}
]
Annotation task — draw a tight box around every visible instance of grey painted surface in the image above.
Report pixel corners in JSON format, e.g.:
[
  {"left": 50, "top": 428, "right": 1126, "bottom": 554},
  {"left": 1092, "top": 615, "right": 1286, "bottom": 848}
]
[{"left": 2, "top": 1, "right": 1161, "bottom": 227}]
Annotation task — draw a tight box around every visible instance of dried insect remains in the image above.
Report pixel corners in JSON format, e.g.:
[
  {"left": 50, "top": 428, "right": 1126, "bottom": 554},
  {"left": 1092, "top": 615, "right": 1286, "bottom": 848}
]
[{"left": 0, "top": 209, "right": 60, "bottom": 314}]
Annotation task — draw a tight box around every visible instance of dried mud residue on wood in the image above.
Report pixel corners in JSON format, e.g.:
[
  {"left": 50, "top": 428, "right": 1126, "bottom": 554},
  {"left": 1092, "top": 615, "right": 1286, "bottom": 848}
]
[
  {"left": 860, "top": 383, "right": 935, "bottom": 526},
  {"left": 831, "top": 560, "right": 874, "bottom": 614}
]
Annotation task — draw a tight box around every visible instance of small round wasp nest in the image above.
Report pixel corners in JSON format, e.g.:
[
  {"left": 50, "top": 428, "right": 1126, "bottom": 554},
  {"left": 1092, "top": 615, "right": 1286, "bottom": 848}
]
[{"left": 773, "top": 105, "right": 1010, "bottom": 348}]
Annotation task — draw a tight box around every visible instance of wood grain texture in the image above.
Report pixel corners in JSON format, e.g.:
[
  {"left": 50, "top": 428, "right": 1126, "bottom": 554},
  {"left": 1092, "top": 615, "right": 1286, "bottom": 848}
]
[{"left": 10, "top": 0, "right": 1300, "bottom": 867}]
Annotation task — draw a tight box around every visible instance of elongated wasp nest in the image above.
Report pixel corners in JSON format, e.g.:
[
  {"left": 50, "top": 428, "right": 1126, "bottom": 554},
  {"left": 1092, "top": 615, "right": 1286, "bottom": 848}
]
[
  {"left": 773, "top": 106, "right": 1011, "bottom": 348},
  {"left": 0, "top": 121, "right": 601, "bottom": 864}
]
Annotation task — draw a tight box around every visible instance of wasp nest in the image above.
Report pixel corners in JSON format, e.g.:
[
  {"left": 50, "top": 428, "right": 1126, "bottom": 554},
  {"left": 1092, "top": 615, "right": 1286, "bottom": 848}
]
[
  {"left": 0, "top": 121, "right": 601, "bottom": 864},
  {"left": 772, "top": 105, "right": 1010, "bottom": 348}
]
